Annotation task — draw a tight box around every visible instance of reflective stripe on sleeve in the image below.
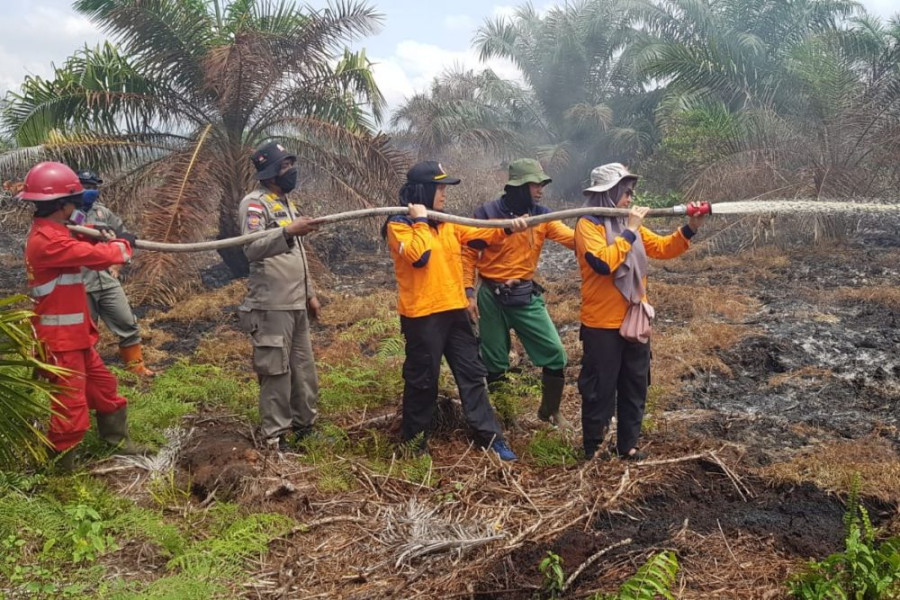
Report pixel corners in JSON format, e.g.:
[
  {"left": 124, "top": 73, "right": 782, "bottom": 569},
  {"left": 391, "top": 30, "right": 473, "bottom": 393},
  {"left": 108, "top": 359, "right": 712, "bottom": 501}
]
[
  {"left": 116, "top": 242, "right": 130, "bottom": 263},
  {"left": 40, "top": 313, "right": 86, "bottom": 326},
  {"left": 29, "top": 273, "right": 84, "bottom": 298}
]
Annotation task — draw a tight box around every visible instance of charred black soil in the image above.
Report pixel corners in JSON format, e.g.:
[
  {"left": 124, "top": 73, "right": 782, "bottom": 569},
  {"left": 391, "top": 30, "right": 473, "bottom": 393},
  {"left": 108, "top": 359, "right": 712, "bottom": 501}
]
[{"left": 477, "top": 460, "right": 894, "bottom": 599}]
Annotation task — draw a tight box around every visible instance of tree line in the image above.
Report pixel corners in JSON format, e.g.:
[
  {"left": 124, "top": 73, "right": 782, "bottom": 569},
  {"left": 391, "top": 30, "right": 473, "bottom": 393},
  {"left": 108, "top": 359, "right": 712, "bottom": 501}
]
[
  {"left": 393, "top": 0, "right": 900, "bottom": 201},
  {"left": 0, "top": 0, "right": 897, "bottom": 297}
]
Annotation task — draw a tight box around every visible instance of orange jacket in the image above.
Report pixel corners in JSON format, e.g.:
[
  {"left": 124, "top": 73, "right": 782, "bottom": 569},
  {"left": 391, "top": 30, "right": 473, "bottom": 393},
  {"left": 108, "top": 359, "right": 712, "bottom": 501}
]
[
  {"left": 462, "top": 199, "right": 574, "bottom": 287},
  {"left": 25, "top": 218, "right": 132, "bottom": 352},
  {"left": 575, "top": 216, "right": 694, "bottom": 329},
  {"left": 386, "top": 217, "right": 508, "bottom": 318}
]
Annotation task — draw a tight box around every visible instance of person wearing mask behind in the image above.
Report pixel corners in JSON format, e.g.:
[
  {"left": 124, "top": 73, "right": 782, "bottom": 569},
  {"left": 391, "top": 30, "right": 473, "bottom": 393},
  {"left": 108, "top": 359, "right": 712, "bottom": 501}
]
[
  {"left": 238, "top": 142, "right": 321, "bottom": 452},
  {"left": 462, "top": 158, "right": 575, "bottom": 429},
  {"left": 576, "top": 163, "right": 706, "bottom": 461},
  {"left": 383, "top": 161, "right": 528, "bottom": 460},
  {"left": 76, "top": 169, "right": 156, "bottom": 377}
]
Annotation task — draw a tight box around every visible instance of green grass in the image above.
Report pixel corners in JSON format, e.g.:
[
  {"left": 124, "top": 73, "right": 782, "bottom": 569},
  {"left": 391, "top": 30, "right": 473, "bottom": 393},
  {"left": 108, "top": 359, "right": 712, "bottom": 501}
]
[
  {"left": 0, "top": 472, "right": 295, "bottom": 599},
  {"left": 642, "top": 384, "right": 666, "bottom": 434},
  {"left": 78, "top": 362, "right": 259, "bottom": 454},
  {"left": 105, "top": 574, "right": 230, "bottom": 600}
]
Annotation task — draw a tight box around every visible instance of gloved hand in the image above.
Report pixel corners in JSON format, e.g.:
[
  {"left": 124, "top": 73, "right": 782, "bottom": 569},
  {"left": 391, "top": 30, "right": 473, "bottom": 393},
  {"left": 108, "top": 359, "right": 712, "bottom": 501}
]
[
  {"left": 117, "top": 232, "right": 137, "bottom": 247},
  {"left": 95, "top": 224, "right": 118, "bottom": 241}
]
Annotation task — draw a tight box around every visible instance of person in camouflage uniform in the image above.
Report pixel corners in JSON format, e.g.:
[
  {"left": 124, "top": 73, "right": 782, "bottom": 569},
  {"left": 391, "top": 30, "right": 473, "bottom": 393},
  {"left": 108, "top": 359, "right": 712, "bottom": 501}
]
[{"left": 77, "top": 170, "right": 156, "bottom": 377}]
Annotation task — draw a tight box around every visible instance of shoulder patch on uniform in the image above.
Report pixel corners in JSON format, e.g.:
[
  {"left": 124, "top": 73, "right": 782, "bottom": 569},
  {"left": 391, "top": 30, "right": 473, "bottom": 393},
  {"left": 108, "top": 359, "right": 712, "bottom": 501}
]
[
  {"left": 246, "top": 213, "right": 262, "bottom": 231},
  {"left": 247, "top": 203, "right": 264, "bottom": 213}
]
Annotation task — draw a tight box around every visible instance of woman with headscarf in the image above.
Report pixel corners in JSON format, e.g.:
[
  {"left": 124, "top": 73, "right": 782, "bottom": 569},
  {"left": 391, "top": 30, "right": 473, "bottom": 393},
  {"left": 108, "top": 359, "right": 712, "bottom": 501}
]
[
  {"left": 382, "top": 161, "right": 527, "bottom": 460},
  {"left": 576, "top": 163, "right": 707, "bottom": 460}
]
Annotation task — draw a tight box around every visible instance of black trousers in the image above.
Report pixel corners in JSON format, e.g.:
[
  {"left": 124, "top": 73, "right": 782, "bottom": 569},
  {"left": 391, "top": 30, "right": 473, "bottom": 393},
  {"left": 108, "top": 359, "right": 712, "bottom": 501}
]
[
  {"left": 400, "top": 309, "right": 504, "bottom": 447},
  {"left": 577, "top": 325, "right": 651, "bottom": 455}
]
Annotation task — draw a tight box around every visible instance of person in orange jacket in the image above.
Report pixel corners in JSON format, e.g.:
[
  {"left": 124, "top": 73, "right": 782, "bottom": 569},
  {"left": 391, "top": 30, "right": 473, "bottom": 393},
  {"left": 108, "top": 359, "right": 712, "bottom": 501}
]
[
  {"left": 462, "top": 159, "right": 575, "bottom": 429},
  {"left": 576, "top": 163, "right": 707, "bottom": 461},
  {"left": 382, "top": 161, "right": 527, "bottom": 460},
  {"left": 18, "top": 162, "right": 146, "bottom": 470}
]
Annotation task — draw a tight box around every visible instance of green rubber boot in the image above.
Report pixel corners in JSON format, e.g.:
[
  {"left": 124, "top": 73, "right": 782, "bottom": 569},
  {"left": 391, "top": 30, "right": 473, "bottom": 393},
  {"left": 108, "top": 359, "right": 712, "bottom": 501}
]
[
  {"left": 96, "top": 407, "right": 150, "bottom": 455},
  {"left": 537, "top": 372, "right": 573, "bottom": 430}
]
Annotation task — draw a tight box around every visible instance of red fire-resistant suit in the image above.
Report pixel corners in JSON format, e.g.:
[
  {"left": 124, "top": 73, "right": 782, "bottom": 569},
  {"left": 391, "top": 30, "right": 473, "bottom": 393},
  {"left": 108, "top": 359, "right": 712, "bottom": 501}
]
[{"left": 25, "top": 218, "right": 133, "bottom": 451}]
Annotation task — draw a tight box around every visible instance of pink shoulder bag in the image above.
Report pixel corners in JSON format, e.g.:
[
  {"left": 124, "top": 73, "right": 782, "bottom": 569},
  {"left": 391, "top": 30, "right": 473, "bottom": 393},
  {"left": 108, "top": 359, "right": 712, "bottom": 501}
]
[{"left": 620, "top": 300, "right": 655, "bottom": 344}]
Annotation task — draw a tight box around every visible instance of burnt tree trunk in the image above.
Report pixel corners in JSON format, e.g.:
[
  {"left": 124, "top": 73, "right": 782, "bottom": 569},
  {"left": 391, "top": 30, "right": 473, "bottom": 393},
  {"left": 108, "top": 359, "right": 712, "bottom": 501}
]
[{"left": 218, "top": 176, "right": 250, "bottom": 278}]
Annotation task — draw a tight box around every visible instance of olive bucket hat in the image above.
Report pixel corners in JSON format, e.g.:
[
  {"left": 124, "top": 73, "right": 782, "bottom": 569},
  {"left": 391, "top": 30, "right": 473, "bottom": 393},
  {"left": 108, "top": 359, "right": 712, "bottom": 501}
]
[{"left": 506, "top": 158, "right": 552, "bottom": 188}]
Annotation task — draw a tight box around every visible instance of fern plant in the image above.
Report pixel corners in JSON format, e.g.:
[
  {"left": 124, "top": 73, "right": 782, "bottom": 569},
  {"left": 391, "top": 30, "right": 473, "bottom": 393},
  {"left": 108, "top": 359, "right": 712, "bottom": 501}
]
[
  {"left": 595, "top": 551, "right": 680, "bottom": 600},
  {"left": 790, "top": 474, "right": 900, "bottom": 599},
  {"left": 527, "top": 430, "right": 579, "bottom": 468}
]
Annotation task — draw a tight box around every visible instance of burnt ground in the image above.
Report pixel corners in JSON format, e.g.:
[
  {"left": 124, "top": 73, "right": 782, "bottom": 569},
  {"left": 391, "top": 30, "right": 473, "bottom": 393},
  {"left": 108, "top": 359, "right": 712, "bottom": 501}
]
[
  {"left": 477, "top": 460, "right": 895, "bottom": 599},
  {"left": 683, "top": 242, "right": 900, "bottom": 455},
  {"left": 2, "top": 213, "right": 900, "bottom": 598}
]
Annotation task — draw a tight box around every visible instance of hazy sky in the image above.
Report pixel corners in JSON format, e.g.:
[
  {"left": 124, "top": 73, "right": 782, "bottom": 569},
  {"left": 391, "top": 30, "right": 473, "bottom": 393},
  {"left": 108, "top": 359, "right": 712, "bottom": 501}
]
[{"left": 0, "top": 0, "right": 896, "bottom": 116}]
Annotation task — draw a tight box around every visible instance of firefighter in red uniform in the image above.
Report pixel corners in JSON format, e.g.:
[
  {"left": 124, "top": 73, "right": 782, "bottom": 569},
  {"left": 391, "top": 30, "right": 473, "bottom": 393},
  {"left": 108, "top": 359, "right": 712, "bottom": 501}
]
[{"left": 18, "top": 162, "right": 146, "bottom": 470}]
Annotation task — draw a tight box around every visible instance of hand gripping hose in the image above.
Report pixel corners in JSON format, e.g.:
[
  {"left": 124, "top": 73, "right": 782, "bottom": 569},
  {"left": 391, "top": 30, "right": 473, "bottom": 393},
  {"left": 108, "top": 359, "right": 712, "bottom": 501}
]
[{"left": 68, "top": 203, "right": 712, "bottom": 253}]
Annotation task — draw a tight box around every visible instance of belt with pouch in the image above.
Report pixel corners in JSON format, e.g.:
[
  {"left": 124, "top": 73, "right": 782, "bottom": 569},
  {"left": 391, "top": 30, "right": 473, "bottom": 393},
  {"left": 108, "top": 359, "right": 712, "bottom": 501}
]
[{"left": 482, "top": 278, "right": 543, "bottom": 308}]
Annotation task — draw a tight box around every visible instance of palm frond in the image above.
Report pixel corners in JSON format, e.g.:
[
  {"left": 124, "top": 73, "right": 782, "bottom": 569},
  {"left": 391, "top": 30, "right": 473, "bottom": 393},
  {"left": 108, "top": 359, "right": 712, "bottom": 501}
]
[
  {"left": 0, "top": 295, "right": 71, "bottom": 467},
  {"left": 130, "top": 127, "right": 216, "bottom": 304}
]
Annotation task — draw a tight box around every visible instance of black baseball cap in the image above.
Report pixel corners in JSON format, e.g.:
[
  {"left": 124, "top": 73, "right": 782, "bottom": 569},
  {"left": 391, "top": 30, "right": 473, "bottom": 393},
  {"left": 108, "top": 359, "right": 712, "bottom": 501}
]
[
  {"left": 251, "top": 142, "right": 297, "bottom": 180},
  {"left": 76, "top": 169, "right": 103, "bottom": 185},
  {"left": 406, "top": 161, "right": 461, "bottom": 185}
]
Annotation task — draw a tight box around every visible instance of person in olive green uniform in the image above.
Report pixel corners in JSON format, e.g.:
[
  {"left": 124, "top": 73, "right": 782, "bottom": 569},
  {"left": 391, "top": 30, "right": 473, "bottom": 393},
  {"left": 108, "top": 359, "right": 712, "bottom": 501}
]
[
  {"left": 238, "top": 142, "right": 320, "bottom": 450},
  {"left": 77, "top": 170, "right": 156, "bottom": 377}
]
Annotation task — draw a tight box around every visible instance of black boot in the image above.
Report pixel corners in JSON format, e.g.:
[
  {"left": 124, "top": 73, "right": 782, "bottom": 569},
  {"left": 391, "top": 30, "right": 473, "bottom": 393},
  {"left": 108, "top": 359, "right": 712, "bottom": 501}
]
[
  {"left": 537, "top": 370, "right": 572, "bottom": 430},
  {"left": 487, "top": 371, "right": 508, "bottom": 393},
  {"left": 96, "top": 407, "right": 150, "bottom": 455},
  {"left": 52, "top": 448, "right": 78, "bottom": 473}
]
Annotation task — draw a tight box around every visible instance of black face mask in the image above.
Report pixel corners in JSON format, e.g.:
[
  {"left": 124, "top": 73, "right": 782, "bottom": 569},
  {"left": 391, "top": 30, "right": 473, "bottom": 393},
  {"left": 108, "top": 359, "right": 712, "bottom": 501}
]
[
  {"left": 503, "top": 184, "right": 534, "bottom": 215},
  {"left": 275, "top": 168, "right": 298, "bottom": 194}
]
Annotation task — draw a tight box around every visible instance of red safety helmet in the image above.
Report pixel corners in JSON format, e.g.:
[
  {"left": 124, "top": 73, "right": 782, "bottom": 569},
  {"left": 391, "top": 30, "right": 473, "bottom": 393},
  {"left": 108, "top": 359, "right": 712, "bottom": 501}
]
[{"left": 16, "top": 162, "right": 84, "bottom": 202}]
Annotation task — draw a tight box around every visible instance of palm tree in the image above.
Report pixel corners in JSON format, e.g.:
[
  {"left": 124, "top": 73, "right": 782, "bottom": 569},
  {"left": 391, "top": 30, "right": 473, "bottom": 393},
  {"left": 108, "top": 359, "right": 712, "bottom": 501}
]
[
  {"left": 628, "top": 0, "right": 900, "bottom": 200},
  {"left": 390, "top": 68, "right": 531, "bottom": 161},
  {"left": 629, "top": 0, "right": 860, "bottom": 112},
  {"left": 681, "top": 15, "right": 900, "bottom": 201},
  {"left": 474, "top": 1, "right": 653, "bottom": 196},
  {"left": 0, "top": 0, "right": 405, "bottom": 301}
]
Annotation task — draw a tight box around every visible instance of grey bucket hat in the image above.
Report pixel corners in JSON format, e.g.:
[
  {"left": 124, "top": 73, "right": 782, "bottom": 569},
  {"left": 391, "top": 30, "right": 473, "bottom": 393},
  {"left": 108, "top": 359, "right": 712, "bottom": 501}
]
[{"left": 582, "top": 163, "right": 638, "bottom": 196}]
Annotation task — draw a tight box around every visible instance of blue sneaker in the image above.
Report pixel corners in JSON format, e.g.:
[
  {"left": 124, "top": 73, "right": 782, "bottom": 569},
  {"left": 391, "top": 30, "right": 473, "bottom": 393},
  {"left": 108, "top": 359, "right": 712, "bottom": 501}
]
[{"left": 490, "top": 440, "right": 518, "bottom": 462}]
